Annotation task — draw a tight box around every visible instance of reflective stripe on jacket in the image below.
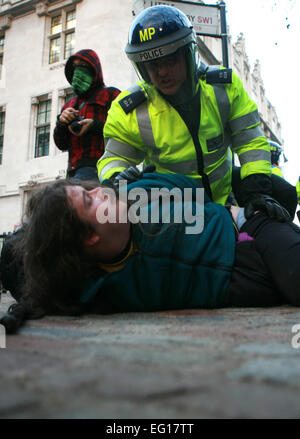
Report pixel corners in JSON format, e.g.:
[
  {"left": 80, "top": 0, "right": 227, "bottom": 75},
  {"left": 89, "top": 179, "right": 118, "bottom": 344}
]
[{"left": 99, "top": 70, "right": 271, "bottom": 204}]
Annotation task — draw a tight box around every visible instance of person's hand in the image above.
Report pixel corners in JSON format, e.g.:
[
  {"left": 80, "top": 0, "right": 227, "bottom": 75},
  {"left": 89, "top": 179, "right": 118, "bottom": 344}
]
[
  {"left": 58, "top": 107, "right": 78, "bottom": 125},
  {"left": 68, "top": 118, "right": 94, "bottom": 136},
  {"left": 113, "top": 164, "right": 156, "bottom": 185},
  {"left": 244, "top": 194, "right": 291, "bottom": 222},
  {"left": 0, "top": 303, "right": 27, "bottom": 334}
]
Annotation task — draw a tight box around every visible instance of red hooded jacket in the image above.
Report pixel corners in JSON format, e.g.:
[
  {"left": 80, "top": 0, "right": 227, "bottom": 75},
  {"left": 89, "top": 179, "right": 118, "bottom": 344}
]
[{"left": 54, "top": 49, "right": 120, "bottom": 175}]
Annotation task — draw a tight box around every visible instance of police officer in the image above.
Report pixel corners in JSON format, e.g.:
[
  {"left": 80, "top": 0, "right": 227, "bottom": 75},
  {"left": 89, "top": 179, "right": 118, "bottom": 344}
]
[
  {"left": 98, "top": 5, "right": 289, "bottom": 221},
  {"left": 296, "top": 177, "right": 300, "bottom": 205},
  {"left": 269, "top": 141, "right": 284, "bottom": 177},
  {"left": 296, "top": 177, "right": 300, "bottom": 223}
]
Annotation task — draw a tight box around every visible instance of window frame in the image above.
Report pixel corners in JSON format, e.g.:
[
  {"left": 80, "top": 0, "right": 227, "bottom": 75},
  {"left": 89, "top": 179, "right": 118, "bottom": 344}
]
[
  {"left": 48, "top": 8, "right": 76, "bottom": 65},
  {"left": 34, "top": 97, "right": 52, "bottom": 159}
]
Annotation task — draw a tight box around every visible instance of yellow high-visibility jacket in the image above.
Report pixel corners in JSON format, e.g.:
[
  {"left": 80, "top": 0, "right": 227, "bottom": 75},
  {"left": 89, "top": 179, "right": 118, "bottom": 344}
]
[
  {"left": 272, "top": 164, "right": 284, "bottom": 178},
  {"left": 98, "top": 70, "right": 271, "bottom": 204}
]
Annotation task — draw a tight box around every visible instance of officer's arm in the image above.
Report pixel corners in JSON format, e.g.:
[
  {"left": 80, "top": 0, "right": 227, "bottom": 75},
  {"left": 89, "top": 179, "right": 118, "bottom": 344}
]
[
  {"left": 226, "top": 72, "right": 273, "bottom": 201},
  {"left": 97, "top": 138, "right": 146, "bottom": 182},
  {"left": 227, "top": 71, "right": 271, "bottom": 182},
  {"left": 226, "top": 73, "right": 291, "bottom": 221}
]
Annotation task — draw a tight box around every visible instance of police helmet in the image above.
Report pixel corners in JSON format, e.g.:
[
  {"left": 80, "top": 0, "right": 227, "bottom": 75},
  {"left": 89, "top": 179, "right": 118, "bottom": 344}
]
[
  {"left": 126, "top": 5, "right": 199, "bottom": 93},
  {"left": 269, "top": 140, "right": 282, "bottom": 166}
]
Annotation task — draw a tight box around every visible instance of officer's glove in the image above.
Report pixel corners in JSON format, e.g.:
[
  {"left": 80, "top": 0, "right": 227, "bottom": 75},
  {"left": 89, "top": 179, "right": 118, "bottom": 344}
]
[
  {"left": 244, "top": 194, "right": 291, "bottom": 222},
  {"left": 113, "top": 165, "right": 156, "bottom": 185}
]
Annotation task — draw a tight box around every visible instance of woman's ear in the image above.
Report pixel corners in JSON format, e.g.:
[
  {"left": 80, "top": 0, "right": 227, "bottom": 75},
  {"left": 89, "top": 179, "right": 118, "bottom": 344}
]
[{"left": 84, "top": 232, "right": 100, "bottom": 247}]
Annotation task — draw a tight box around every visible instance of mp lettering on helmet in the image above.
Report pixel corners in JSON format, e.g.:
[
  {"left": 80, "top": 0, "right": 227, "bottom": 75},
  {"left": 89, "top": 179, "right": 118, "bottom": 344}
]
[{"left": 139, "top": 27, "right": 156, "bottom": 42}]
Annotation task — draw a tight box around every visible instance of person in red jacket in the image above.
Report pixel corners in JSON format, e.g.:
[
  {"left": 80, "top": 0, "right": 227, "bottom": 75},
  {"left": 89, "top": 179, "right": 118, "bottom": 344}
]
[{"left": 54, "top": 49, "right": 120, "bottom": 180}]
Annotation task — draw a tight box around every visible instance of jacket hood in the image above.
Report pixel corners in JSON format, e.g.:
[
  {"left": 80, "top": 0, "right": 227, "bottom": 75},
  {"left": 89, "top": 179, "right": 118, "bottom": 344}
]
[{"left": 65, "top": 49, "right": 104, "bottom": 89}]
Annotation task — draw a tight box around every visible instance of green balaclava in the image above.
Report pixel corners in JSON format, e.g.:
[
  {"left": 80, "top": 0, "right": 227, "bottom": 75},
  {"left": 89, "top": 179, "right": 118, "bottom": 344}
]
[{"left": 72, "top": 65, "right": 94, "bottom": 95}]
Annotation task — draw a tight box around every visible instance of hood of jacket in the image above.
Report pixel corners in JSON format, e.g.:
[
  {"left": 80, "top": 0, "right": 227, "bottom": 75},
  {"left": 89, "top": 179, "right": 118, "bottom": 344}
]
[{"left": 65, "top": 49, "right": 104, "bottom": 91}]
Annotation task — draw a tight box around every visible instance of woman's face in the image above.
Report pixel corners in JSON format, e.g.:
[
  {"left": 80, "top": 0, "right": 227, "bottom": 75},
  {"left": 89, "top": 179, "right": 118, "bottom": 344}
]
[{"left": 66, "top": 185, "right": 128, "bottom": 238}]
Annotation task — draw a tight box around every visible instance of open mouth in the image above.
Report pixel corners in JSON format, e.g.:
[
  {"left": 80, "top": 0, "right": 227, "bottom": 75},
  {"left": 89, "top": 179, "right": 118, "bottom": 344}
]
[{"left": 161, "top": 79, "right": 173, "bottom": 86}]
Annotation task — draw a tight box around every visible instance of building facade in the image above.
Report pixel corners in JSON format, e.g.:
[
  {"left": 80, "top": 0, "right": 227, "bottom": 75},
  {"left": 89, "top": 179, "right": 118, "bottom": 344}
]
[
  {"left": 230, "top": 33, "right": 282, "bottom": 145},
  {"left": 0, "top": 0, "right": 283, "bottom": 233}
]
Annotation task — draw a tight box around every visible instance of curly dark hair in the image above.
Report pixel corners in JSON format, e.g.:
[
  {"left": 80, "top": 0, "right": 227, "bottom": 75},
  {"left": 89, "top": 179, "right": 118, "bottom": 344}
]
[{"left": 1, "top": 178, "right": 104, "bottom": 332}]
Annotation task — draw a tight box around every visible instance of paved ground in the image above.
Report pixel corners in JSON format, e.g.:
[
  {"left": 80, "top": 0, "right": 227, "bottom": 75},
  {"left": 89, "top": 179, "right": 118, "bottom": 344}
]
[{"left": 1, "top": 292, "right": 300, "bottom": 419}]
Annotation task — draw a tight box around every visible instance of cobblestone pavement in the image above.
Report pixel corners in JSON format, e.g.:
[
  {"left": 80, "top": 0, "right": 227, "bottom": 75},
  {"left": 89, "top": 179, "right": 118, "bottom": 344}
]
[{"left": 1, "top": 292, "right": 300, "bottom": 419}]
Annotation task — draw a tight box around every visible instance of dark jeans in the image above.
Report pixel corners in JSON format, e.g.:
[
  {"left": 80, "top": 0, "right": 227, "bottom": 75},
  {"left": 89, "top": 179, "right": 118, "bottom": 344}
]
[
  {"left": 227, "top": 214, "right": 300, "bottom": 307},
  {"left": 69, "top": 167, "right": 99, "bottom": 181}
]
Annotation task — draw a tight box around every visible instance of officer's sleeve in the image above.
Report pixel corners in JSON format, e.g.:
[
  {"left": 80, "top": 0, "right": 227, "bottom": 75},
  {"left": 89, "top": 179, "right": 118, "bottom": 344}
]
[
  {"left": 227, "top": 71, "right": 271, "bottom": 180},
  {"left": 97, "top": 90, "right": 147, "bottom": 182}
]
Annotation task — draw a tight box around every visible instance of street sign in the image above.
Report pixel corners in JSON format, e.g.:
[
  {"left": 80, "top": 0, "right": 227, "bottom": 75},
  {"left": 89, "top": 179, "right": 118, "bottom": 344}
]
[
  {"left": 133, "top": 0, "right": 221, "bottom": 37},
  {"left": 132, "top": 0, "right": 229, "bottom": 67}
]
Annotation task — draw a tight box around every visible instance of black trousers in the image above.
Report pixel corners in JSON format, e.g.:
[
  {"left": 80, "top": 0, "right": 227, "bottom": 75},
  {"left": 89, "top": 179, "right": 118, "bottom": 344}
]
[{"left": 226, "top": 214, "right": 300, "bottom": 307}]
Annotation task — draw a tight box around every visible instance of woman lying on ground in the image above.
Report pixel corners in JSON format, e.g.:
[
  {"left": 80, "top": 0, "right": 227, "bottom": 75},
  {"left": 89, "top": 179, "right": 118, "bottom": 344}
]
[{"left": 1, "top": 172, "right": 300, "bottom": 333}]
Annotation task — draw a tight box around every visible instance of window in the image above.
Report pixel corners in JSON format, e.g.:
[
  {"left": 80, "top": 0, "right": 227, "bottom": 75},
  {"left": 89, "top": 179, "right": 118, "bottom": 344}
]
[
  {"left": 0, "top": 109, "right": 5, "bottom": 165},
  {"left": 58, "top": 88, "right": 76, "bottom": 114},
  {"left": 35, "top": 99, "right": 51, "bottom": 158},
  {"left": 65, "top": 88, "right": 76, "bottom": 104},
  {"left": 49, "top": 9, "right": 76, "bottom": 64}
]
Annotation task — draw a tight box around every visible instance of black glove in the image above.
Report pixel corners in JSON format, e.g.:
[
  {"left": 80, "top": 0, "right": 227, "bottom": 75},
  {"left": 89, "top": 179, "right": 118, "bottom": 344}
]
[
  {"left": 235, "top": 173, "right": 273, "bottom": 206},
  {"left": 244, "top": 194, "right": 291, "bottom": 222},
  {"left": 113, "top": 165, "right": 156, "bottom": 185}
]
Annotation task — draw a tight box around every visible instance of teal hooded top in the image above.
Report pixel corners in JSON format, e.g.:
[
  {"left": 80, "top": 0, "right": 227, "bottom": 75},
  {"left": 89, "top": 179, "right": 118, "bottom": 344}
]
[{"left": 80, "top": 173, "right": 236, "bottom": 312}]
